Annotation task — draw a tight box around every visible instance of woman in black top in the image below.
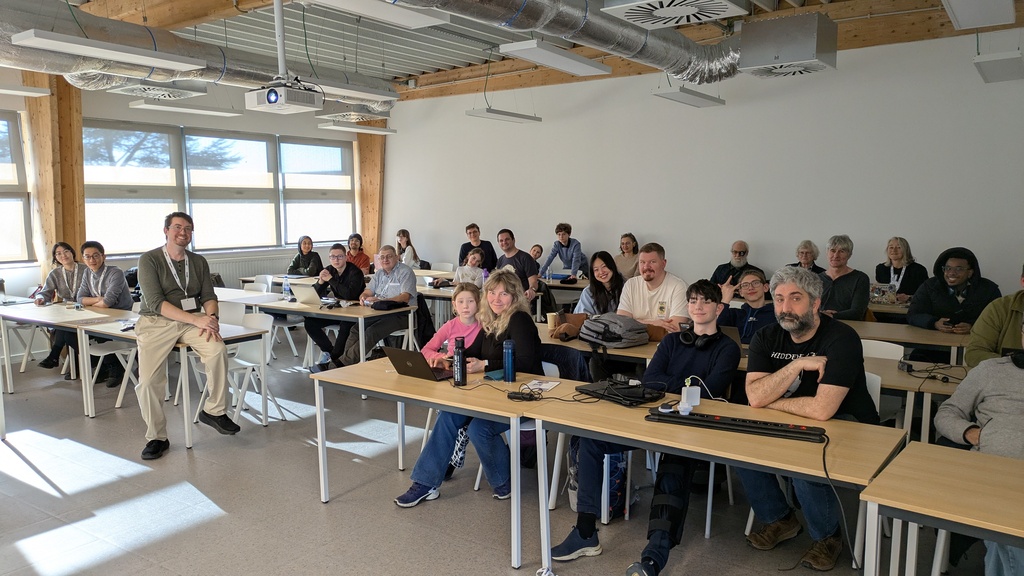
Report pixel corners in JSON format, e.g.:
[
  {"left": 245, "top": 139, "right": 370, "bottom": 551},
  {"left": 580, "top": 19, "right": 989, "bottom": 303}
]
[
  {"left": 287, "top": 236, "right": 323, "bottom": 277},
  {"left": 874, "top": 237, "right": 928, "bottom": 303}
]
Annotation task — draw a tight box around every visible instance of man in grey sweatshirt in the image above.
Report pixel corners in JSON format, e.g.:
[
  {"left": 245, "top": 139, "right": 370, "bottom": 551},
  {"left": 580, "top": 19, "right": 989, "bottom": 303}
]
[{"left": 934, "top": 319, "right": 1024, "bottom": 576}]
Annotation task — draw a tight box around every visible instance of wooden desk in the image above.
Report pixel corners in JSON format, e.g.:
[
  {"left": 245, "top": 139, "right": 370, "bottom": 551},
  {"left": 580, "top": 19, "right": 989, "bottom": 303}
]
[
  {"left": 215, "top": 286, "right": 288, "bottom": 305},
  {"left": 238, "top": 275, "right": 319, "bottom": 288},
  {"left": 526, "top": 399, "right": 908, "bottom": 573},
  {"left": 416, "top": 285, "right": 454, "bottom": 328},
  {"left": 842, "top": 320, "right": 968, "bottom": 364},
  {"left": 310, "top": 358, "right": 577, "bottom": 568},
  {"left": 868, "top": 302, "right": 909, "bottom": 316},
  {"left": 534, "top": 321, "right": 662, "bottom": 365},
  {"left": 862, "top": 442, "right": 1024, "bottom": 576},
  {"left": 413, "top": 269, "right": 455, "bottom": 280},
  {"left": 255, "top": 300, "right": 416, "bottom": 364}
]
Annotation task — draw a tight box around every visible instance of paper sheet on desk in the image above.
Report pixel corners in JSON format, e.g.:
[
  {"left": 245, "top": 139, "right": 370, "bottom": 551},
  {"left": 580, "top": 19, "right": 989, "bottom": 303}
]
[{"left": 524, "top": 379, "right": 559, "bottom": 392}]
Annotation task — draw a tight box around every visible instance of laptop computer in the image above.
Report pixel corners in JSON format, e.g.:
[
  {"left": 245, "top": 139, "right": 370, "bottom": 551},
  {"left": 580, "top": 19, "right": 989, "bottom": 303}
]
[
  {"left": 292, "top": 284, "right": 325, "bottom": 306},
  {"left": 383, "top": 347, "right": 453, "bottom": 381},
  {"left": 574, "top": 381, "right": 664, "bottom": 407}
]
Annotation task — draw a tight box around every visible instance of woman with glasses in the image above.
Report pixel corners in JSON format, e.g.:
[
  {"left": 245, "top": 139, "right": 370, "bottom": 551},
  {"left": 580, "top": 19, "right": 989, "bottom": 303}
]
[
  {"left": 287, "top": 235, "right": 323, "bottom": 277},
  {"left": 718, "top": 269, "right": 778, "bottom": 344},
  {"left": 874, "top": 237, "right": 928, "bottom": 304},
  {"left": 34, "top": 242, "right": 89, "bottom": 371},
  {"left": 789, "top": 240, "right": 825, "bottom": 274}
]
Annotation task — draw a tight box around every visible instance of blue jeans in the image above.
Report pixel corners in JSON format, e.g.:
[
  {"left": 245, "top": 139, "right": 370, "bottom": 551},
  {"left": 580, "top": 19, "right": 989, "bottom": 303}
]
[
  {"left": 411, "top": 412, "right": 510, "bottom": 490},
  {"left": 735, "top": 467, "right": 840, "bottom": 541},
  {"left": 985, "top": 541, "right": 1024, "bottom": 576},
  {"left": 410, "top": 412, "right": 472, "bottom": 488}
]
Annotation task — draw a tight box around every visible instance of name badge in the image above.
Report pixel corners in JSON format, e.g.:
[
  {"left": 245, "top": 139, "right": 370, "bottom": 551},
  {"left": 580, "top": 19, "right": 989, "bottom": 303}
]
[{"left": 181, "top": 297, "right": 198, "bottom": 312}]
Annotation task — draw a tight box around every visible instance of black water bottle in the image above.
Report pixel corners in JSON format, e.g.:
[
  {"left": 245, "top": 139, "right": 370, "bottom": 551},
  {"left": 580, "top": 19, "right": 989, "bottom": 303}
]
[
  {"left": 453, "top": 336, "right": 466, "bottom": 386},
  {"left": 503, "top": 339, "right": 516, "bottom": 383}
]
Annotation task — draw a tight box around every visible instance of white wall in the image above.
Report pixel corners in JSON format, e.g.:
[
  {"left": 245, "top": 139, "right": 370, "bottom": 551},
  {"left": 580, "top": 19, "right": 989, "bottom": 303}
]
[{"left": 381, "top": 32, "right": 1024, "bottom": 294}]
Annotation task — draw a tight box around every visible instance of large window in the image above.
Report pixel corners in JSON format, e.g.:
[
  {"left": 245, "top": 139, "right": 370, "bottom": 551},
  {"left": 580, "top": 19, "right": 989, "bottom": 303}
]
[
  {"left": 83, "top": 120, "right": 354, "bottom": 254},
  {"left": 0, "top": 111, "right": 31, "bottom": 262}
]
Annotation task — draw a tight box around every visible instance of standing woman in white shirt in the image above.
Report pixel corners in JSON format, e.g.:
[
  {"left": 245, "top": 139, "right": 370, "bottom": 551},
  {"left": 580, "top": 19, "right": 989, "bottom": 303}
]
[
  {"left": 35, "top": 242, "right": 89, "bottom": 371},
  {"left": 396, "top": 229, "right": 420, "bottom": 269}
]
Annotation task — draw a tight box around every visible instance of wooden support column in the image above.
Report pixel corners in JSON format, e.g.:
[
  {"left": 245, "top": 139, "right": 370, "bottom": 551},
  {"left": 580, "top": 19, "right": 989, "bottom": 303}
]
[
  {"left": 21, "top": 71, "right": 84, "bottom": 281},
  {"left": 354, "top": 120, "right": 387, "bottom": 255}
]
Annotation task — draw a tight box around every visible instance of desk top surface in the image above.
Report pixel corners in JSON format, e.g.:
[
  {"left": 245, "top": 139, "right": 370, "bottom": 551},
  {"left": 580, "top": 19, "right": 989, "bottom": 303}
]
[
  {"left": 525, "top": 399, "right": 906, "bottom": 487},
  {"left": 310, "top": 358, "right": 577, "bottom": 418},
  {"left": 544, "top": 279, "right": 590, "bottom": 291},
  {"left": 215, "top": 287, "right": 288, "bottom": 305},
  {"left": 0, "top": 303, "right": 134, "bottom": 328},
  {"left": 83, "top": 318, "right": 265, "bottom": 342},
  {"left": 239, "top": 275, "right": 319, "bottom": 286},
  {"left": 868, "top": 303, "right": 910, "bottom": 315},
  {"left": 254, "top": 299, "right": 415, "bottom": 319},
  {"left": 860, "top": 442, "right": 1024, "bottom": 538},
  {"left": 535, "top": 322, "right": 661, "bottom": 361},
  {"left": 413, "top": 269, "right": 456, "bottom": 280},
  {"left": 842, "top": 320, "right": 967, "bottom": 348}
]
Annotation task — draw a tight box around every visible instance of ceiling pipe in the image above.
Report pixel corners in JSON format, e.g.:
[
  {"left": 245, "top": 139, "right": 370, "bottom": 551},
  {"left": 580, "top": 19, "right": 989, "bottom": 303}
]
[{"left": 392, "top": 0, "right": 740, "bottom": 84}]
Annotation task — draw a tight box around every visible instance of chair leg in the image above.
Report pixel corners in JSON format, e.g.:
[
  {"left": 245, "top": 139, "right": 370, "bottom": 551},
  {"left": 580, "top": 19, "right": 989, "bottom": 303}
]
[
  {"left": 282, "top": 327, "right": 299, "bottom": 357},
  {"left": 114, "top": 350, "right": 138, "bottom": 409},
  {"left": 624, "top": 450, "right": 633, "bottom": 521},
  {"left": 725, "top": 465, "right": 734, "bottom": 505},
  {"left": 421, "top": 408, "right": 435, "bottom": 452},
  {"left": 19, "top": 327, "right": 38, "bottom": 373},
  {"left": 931, "top": 529, "right": 949, "bottom": 576},
  {"left": 474, "top": 463, "right": 484, "bottom": 491},
  {"left": 269, "top": 327, "right": 280, "bottom": 360},
  {"left": 744, "top": 508, "right": 756, "bottom": 536},
  {"left": 854, "top": 500, "right": 867, "bottom": 569},
  {"left": 705, "top": 462, "right": 717, "bottom": 539},
  {"left": 257, "top": 372, "right": 286, "bottom": 423},
  {"left": 600, "top": 455, "right": 611, "bottom": 525}
]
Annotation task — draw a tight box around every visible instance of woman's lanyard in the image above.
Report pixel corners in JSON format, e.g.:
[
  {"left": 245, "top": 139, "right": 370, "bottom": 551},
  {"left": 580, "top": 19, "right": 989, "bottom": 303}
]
[
  {"left": 889, "top": 265, "right": 905, "bottom": 291},
  {"left": 90, "top": 266, "right": 107, "bottom": 297},
  {"left": 63, "top": 266, "right": 79, "bottom": 299},
  {"left": 162, "top": 247, "right": 190, "bottom": 293}
]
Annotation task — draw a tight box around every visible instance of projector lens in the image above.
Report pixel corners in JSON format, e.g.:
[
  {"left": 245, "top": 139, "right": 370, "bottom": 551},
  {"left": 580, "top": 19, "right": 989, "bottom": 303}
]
[{"left": 267, "top": 88, "right": 279, "bottom": 104}]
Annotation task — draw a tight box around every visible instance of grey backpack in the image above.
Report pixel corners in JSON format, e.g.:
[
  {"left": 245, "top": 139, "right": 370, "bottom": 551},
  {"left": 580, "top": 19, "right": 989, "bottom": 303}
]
[{"left": 579, "top": 313, "right": 649, "bottom": 349}]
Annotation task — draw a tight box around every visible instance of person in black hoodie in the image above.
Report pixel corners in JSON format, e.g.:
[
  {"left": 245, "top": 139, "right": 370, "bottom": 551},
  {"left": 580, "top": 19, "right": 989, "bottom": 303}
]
[
  {"left": 287, "top": 235, "right": 323, "bottom": 277},
  {"left": 908, "top": 247, "right": 1001, "bottom": 334}
]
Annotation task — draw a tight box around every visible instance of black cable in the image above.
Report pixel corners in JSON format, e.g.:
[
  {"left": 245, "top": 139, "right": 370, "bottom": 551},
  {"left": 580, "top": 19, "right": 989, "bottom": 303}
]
[
  {"left": 818, "top": 433, "right": 860, "bottom": 571},
  {"left": 64, "top": 0, "right": 88, "bottom": 38}
]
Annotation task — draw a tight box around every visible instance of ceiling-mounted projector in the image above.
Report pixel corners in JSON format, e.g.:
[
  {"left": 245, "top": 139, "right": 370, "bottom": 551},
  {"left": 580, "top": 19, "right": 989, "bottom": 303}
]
[{"left": 245, "top": 86, "right": 324, "bottom": 114}]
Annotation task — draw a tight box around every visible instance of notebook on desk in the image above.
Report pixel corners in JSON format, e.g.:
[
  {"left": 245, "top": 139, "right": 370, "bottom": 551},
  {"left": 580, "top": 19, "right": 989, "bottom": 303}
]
[
  {"left": 574, "top": 380, "right": 664, "bottom": 407},
  {"left": 383, "top": 347, "right": 453, "bottom": 381},
  {"left": 0, "top": 296, "right": 33, "bottom": 306}
]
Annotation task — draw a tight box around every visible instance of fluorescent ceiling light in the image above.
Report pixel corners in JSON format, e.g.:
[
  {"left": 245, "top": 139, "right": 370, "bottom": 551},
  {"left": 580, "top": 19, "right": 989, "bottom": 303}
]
[
  {"left": 311, "top": 78, "right": 400, "bottom": 101},
  {"left": 653, "top": 86, "right": 725, "bottom": 108},
  {"left": 499, "top": 39, "right": 611, "bottom": 77},
  {"left": 12, "top": 29, "right": 206, "bottom": 72},
  {"left": 465, "top": 108, "right": 542, "bottom": 123},
  {"left": 0, "top": 84, "right": 50, "bottom": 97},
  {"left": 973, "top": 51, "right": 1024, "bottom": 83},
  {"left": 318, "top": 121, "right": 396, "bottom": 135},
  {"left": 311, "top": 0, "right": 450, "bottom": 29},
  {"left": 129, "top": 99, "right": 242, "bottom": 117},
  {"left": 941, "top": 0, "right": 1014, "bottom": 30}
]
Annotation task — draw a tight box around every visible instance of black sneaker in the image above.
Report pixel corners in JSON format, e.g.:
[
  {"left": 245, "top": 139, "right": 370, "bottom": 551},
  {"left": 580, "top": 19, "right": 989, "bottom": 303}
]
[
  {"left": 309, "top": 363, "right": 330, "bottom": 374},
  {"left": 444, "top": 463, "right": 456, "bottom": 481},
  {"left": 198, "top": 411, "right": 241, "bottom": 435},
  {"left": 38, "top": 357, "right": 59, "bottom": 369},
  {"left": 141, "top": 439, "right": 170, "bottom": 460},
  {"left": 103, "top": 371, "right": 125, "bottom": 388}
]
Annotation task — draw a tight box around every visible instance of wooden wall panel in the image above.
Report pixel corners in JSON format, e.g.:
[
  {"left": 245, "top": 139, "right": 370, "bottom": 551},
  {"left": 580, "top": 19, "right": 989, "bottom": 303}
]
[{"left": 355, "top": 120, "right": 387, "bottom": 255}]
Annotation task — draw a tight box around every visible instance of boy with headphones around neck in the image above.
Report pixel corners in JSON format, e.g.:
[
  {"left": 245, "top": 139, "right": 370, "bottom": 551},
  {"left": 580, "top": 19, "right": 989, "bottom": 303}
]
[{"left": 551, "top": 280, "right": 740, "bottom": 576}]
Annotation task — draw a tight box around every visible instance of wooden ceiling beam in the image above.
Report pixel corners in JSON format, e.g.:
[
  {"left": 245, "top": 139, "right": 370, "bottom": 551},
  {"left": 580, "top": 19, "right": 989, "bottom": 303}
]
[{"left": 79, "top": 0, "right": 278, "bottom": 29}]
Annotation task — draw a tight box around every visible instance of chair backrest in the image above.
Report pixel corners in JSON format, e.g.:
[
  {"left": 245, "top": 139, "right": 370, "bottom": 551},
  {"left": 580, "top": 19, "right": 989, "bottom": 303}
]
[
  {"left": 219, "top": 301, "right": 246, "bottom": 325},
  {"left": 431, "top": 262, "right": 455, "bottom": 272},
  {"left": 541, "top": 362, "right": 560, "bottom": 377},
  {"left": 236, "top": 313, "right": 275, "bottom": 364},
  {"left": 245, "top": 283, "right": 268, "bottom": 293},
  {"left": 254, "top": 274, "right": 275, "bottom": 290},
  {"left": 864, "top": 371, "right": 882, "bottom": 411},
  {"left": 861, "top": 339, "right": 904, "bottom": 360}
]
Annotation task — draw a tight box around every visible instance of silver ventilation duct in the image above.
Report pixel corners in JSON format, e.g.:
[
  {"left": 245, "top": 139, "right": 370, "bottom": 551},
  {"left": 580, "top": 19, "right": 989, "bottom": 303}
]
[
  {"left": 0, "top": 0, "right": 396, "bottom": 111},
  {"left": 394, "top": 0, "right": 740, "bottom": 84}
]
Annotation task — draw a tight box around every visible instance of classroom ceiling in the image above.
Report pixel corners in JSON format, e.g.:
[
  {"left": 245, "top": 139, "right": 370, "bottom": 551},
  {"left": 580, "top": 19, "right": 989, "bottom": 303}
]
[{"left": 76, "top": 0, "right": 1024, "bottom": 101}]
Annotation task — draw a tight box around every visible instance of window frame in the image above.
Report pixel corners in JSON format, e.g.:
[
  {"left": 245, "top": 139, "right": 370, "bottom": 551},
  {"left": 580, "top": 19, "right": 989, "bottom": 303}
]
[{"left": 0, "top": 110, "right": 33, "bottom": 263}]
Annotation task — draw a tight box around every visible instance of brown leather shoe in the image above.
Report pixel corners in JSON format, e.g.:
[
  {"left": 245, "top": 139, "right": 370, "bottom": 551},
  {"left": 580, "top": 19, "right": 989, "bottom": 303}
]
[
  {"left": 800, "top": 533, "right": 843, "bottom": 571},
  {"left": 746, "top": 513, "right": 802, "bottom": 550}
]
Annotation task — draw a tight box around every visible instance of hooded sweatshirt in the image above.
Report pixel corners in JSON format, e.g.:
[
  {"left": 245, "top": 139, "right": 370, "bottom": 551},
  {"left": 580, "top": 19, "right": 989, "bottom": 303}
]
[
  {"left": 907, "top": 247, "right": 1001, "bottom": 330},
  {"left": 287, "top": 236, "right": 324, "bottom": 277}
]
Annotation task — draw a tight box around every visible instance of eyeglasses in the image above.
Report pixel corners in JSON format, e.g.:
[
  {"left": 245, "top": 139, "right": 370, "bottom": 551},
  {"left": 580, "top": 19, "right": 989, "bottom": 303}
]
[
  {"left": 169, "top": 224, "right": 194, "bottom": 233},
  {"left": 328, "top": 255, "right": 346, "bottom": 260},
  {"left": 83, "top": 253, "right": 102, "bottom": 260},
  {"left": 378, "top": 254, "right": 395, "bottom": 261},
  {"left": 738, "top": 280, "right": 763, "bottom": 290},
  {"left": 54, "top": 250, "right": 72, "bottom": 257},
  {"left": 942, "top": 266, "right": 970, "bottom": 273},
  {"left": 731, "top": 250, "right": 748, "bottom": 256}
]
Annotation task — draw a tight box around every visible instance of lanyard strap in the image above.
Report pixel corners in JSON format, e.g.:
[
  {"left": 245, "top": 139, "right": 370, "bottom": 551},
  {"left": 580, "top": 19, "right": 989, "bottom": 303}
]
[
  {"left": 889, "top": 265, "right": 906, "bottom": 291},
  {"left": 162, "top": 247, "right": 190, "bottom": 294},
  {"left": 63, "top": 266, "right": 79, "bottom": 298},
  {"left": 90, "top": 266, "right": 106, "bottom": 296}
]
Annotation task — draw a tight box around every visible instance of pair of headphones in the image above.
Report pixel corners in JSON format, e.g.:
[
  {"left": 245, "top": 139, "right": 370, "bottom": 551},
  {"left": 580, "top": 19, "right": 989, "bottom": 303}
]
[
  {"left": 679, "top": 327, "right": 722, "bottom": 350},
  {"left": 1010, "top": 351, "right": 1024, "bottom": 369}
]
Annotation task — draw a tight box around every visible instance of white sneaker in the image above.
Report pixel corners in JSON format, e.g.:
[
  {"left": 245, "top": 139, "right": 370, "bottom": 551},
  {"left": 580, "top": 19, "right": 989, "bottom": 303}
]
[{"left": 317, "top": 351, "right": 332, "bottom": 365}]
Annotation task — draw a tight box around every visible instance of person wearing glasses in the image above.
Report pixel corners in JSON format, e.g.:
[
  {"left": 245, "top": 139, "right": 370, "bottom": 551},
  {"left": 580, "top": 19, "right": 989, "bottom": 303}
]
[
  {"left": 76, "top": 240, "right": 135, "bottom": 387},
  {"left": 305, "top": 243, "right": 367, "bottom": 371},
  {"left": 709, "top": 240, "right": 764, "bottom": 287},
  {"left": 317, "top": 245, "right": 416, "bottom": 371},
  {"left": 135, "top": 212, "right": 238, "bottom": 460},
  {"left": 718, "top": 269, "right": 778, "bottom": 345},
  {"left": 908, "top": 247, "right": 1001, "bottom": 335},
  {"left": 35, "top": 242, "right": 88, "bottom": 373}
]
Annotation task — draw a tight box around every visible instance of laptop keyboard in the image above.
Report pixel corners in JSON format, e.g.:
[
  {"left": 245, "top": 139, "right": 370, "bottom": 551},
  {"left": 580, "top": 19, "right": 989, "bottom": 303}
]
[{"left": 432, "top": 367, "right": 454, "bottom": 380}]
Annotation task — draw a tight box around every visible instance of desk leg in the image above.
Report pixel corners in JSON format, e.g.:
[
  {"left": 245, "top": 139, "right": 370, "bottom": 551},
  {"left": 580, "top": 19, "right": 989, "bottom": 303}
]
[
  {"left": 315, "top": 378, "right": 329, "bottom": 502},
  {"left": 397, "top": 402, "right": 405, "bottom": 471},
  {"left": 921, "top": 392, "right": 932, "bottom": 443},
  {"left": 904, "top": 391, "right": 916, "bottom": 435},
  {"left": 536, "top": 420, "right": 554, "bottom": 576},
  {"left": 260, "top": 332, "right": 269, "bottom": 426},
  {"left": 864, "top": 501, "right": 881, "bottom": 576},
  {"left": 1, "top": 317, "right": 12, "bottom": 394},
  {"left": 890, "top": 519, "right": 904, "bottom": 576},
  {"left": 510, "top": 416, "right": 521, "bottom": 569},
  {"left": 534, "top": 297, "right": 542, "bottom": 322},
  {"left": 907, "top": 522, "right": 920, "bottom": 576},
  {"left": 79, "top": 329, "right": 95, "bottom": 418},
  {"left": 0, "top": 376, "right": 5, "bottom": 438},
  {"left": 358, "top": 317, "right": 366, "bottom": 363},
  {"left": 181, "top": 347, "right": 192, "bottom": 449},
  {"left": 407, "top": 310, "right": 415, "bottom": 350}
]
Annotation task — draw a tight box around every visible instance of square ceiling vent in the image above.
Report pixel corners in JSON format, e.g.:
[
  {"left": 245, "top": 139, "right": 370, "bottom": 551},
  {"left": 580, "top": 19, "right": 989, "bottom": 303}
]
[
  {"left": 601, "top": 0, "right": 750, "bottom": 30},
  {"left": 738, "top": 12, "right": 837, "bottom": 78}
]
